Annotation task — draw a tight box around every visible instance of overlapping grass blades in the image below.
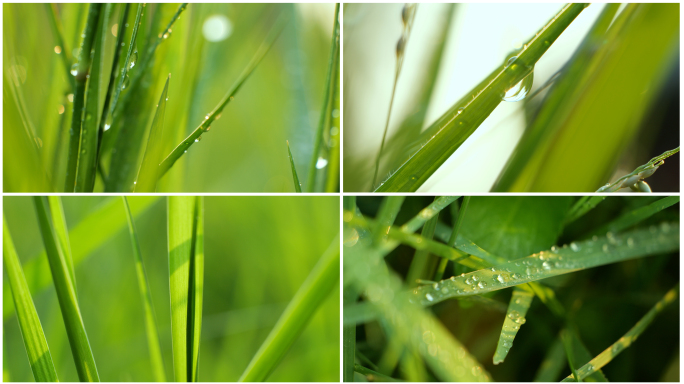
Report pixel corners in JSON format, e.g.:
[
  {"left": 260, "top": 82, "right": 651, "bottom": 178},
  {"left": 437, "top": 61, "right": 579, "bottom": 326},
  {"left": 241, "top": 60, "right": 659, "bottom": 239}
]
[
  {"left": 239, "top": 233, "right": 340, "bottom": 382},
  {"left": 122, "top": 197, "right": 166, "bottom": 382},
  {"left": 135, "top": 75, "right": 170, "bottom": 192},
  {"left": 167, "top": 196, "right": 204, "bottom": 382},
  {"left": 47, "top": 196, "right": 77, "bottom": 293},
  {"left": 33, "top": 197, "right": 100, "bottom": 381},
  {"left": 587, "top": 196, "right": 679, "bottom": 237},
  {"left": 286, "top": 140, "right": 302, "bottom": 192},
  {"left": 3, "top": 216, "right": 59, "bottom": 382},
  {"left": 561, "top": 328, "right": 608, "bottom": 382},
  {"left": 375, "top": 4, "right": 588, "bottom": 192}
]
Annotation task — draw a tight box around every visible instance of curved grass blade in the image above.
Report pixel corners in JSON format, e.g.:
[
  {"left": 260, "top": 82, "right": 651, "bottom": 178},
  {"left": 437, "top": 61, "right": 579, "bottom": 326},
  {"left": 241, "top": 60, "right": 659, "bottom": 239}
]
[
  {"left": 64, "top": 4, "right": 103, "bottom": 192},
  {"left": 533, "top": 334, "right": 566, "bottom": 382},
  {"left": 286, "top": 140, "right": 302, "bottom": 192},
  {"left": 401, "top": 196, "right": 459, "bottom": 234},
  {"left": 306, "top": 3, "right": 340, "bottom": 192},
  {"left": 47, "top": 196, "right": 76, "bottom": 295},
  {"left": 409, "top": 222, "right": 679, "bottom": 306},
  {"left": 376, "top": 4, "right": 588, "bottom": 192},
  {"left": 587, "top": 196, "right": 679, "bottom": 237},
  {"left": 75, "top": 5, "right": 108, "bottom": 192},
  {"left": 434, "top": 196, "right": 469, "bottom": 280},
  {"left": 122, "top": 197, "right": 166, "bottom": 382},
  {"left": 135, "top": 75, "right": 170, "bottom": 192},
  {"left": 239, "top": 233, "right": 340, "bottom": 382},
  {"left": 3, "top": 197, "right": 160, "bottom": 320},
  {"left": 158, "top": 15, "right": 288, "bottom": 178},
  {"left": 561, "top": 327, "right": 608, "bottom": 382},
  {"left": 373, "top": 196, "right": 406, "bottom": 244},
  {"left": 405, "top": 204, "right": 440, "bottom": 287},
  {"left": 46, "top": 4, "right": 75, "bottom": 90},
  {"left": 168, "top": 196, "right": 203, "bottom": 382},
  {"left": 596, "top": 147, "right": 680, "bottom": 192},
  {"left": 33, "top": 197, "right": 100, "bottom": 382},
  {"left": 565, "top": 196, "right": 606, "bottom": 225},
  {"left": 561, "top": 284, "right": 679, "bottom": 382},
  {"left": 493, "top": 288, "right": 534, "bottom": 364},
  {"left": 3, "top": 216, "right": 59, "bottom": 382},
  {"left": 325, "top": 54, "right": 341, "bottom": 193}
]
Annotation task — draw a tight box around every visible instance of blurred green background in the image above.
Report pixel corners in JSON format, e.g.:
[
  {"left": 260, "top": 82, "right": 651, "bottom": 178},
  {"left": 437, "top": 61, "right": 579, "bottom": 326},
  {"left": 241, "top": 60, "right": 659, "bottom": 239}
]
[
  {"left": 4, "top": 3, "right": 338, "bottom": 192},
  {"left": 3, "top": 196, "right": 339, "bottom": 381}
]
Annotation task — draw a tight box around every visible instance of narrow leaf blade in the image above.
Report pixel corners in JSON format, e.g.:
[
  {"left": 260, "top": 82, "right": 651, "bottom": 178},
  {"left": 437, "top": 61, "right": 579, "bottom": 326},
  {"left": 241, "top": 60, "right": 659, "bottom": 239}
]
[
  {"left": 286, "top": 140, "right": 302, "bottom": 192},
  {"left": 135, "top": 75, "right": 170, "bottom": 192},
  {"left": 493, "top": 288, "right": 534, "bottom": 364}
]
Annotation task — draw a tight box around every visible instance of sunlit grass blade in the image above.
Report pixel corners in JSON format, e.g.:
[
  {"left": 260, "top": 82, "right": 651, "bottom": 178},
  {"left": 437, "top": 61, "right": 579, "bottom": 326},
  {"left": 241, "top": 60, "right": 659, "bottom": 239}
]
[
  {"left": 561, "top": 327, "right": 608, "bottom": 382},
  {"left": 64, "top": 4, "right": 103, "bottom": 192},
  {"left": 409, "top": 222, "right": 679, "bottom": 305},
  {"left": 47, "top": 196, "right": 76, "bottom": 294},
  {"left": 45, "top": 3, "right": 75, "bottom": 90},
  {"left": 562, "top": 284, "right": 679, "bottom": 382},
  {"left": 122, "top": 197, "right": 166, "bottom": 382},
  {"left": 3, "top": 216, "right": 59, "bottom": 382},
  {"left": 306, "top": 3, "right": 339, "bottom": 192},
  {"left": 158, "top": 15, "right": 288, "bottom": 179},
  {"left": 135, "top": 75, "right": 170, "bottom": 192},
  {"left": 400, "top": 196, "right": 459, "bottom": 233},
  {"left": 239, "top": 233, "right": 340, "bottom": 382},
  {"left": 533, "top": 335, "right": 566, "bottom": 382},
  {"left": 168, "top": 196, "right": 203, "bottom": 382},
  {"left": 587, "top": 196, "right": 679, "bottom": 237},
  {"left": 565, "top": 196, "right": 606, "bottom": 225},
  {"left": 493, "top": 287, "right": 533, "bottom": 364},
  {"left": 3, "top": 197, "right": 160, "bottom": 320},
  {"left": 286, "top": 140, "right": 302, "bottom": 192},
  {"left": 596, "top": 147, "right": 680, "bottom": 192},
  {"left": 33, "top": 196, "right": 100, "bottom": 381},
  {"left": 372, "top": 196, "right": 406, "bottom": 244},
  {"left": 354, "top": 364, "right": 403, "bottom": 382},
  {"left": 324, "top": 54, "right": 341, "bottom": 193},
  {"left": 375, "top": 4, "right": 588, "bottom": 192}
]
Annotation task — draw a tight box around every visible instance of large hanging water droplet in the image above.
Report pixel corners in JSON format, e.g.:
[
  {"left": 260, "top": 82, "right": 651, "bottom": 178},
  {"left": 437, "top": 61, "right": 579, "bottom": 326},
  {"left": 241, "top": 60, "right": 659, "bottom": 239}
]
[
  {"left": 129, "top": 50, "right": 138, "bottom": 69},
  {"left": 503, "top": 69, "right": 534, "bottom": 102},
  {"left": 70, "top": 63, "right": 79, "bottom": 76},
  {"left": 316, "top": 157, "right": 328, "bottom": 169}
]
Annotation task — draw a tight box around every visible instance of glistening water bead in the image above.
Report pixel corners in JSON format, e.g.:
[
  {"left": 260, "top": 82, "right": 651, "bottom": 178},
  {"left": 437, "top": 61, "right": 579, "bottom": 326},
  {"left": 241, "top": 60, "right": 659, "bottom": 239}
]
[{"left": 502, "top": 56, "right": 534, "bottom": 102}]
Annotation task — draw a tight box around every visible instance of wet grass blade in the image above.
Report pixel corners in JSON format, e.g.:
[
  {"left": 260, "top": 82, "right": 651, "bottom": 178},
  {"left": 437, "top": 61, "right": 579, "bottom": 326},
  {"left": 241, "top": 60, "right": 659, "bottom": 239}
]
[
  {"left": 562, "top": 327, "right": 608, "bottom": 382},
  {"left": 406, "top": 199, "right": 441, "bottom": 287},
  {"left": 533, "top": 334, "right": 566, "bottom": 382},
  {"left": 3, "top": 197, "right": 160, "bottom": 320},
  {"left": 401, "top": 196, "right": 459, "bottom": 233},
  {"left": 45, "top": 4, "right": 75, "bottom": 90},
  {"left": 64, "top": 4, "right": 103, "bottom": 192},
  {"left": 239, "top": 234, "right": 340, "bottom": 382},
  {"left": 109, "top": 4, "right": 144, "bottom": 122},
  {"left": 355, "top": 364, "right": 403, "bottom": 382},
  {"left": 372, "top": 196, "right": 406, "bottom": 244},
  {"left": 286, "top": 141, "right": 302, "bottom": 192},
  {"left": 376, "top": 4, "right": 588, "bottom": 192},
  {"left": 158, "top": 15, "right": 288, "bottom": 178},
  {"left": 409, "top": 222, "right": 679, "bottom": 306},
  {"left": 561, "top": 284, "right": 679, "bottom": 382},
  {"left": 434, "top": 196, "right": 469, "bottom": 280},
  {"left": 122, "top": 197, "right": 166, "bottom": 382},
  {"left": 135, "top": 75, "right": 170, "bottom": 192},
  {"left": 168, "top": 196, "right": 203, "bottom": 381},
  {"left": 33, "top": 197, "right": 100, "bottom": 381},
  {"left": 493, "top": 288, "right": 534, "bottom": 364},
  {"left": 305, "top": 3, "right": 340, "bottom": 192},
  {"left": 587, "top": 196, "right": 679, "bottom": 237},
  {"left": 324, "top": 54, "right": 341, "bottom": 193},
  {"left": 565, "top": 196, "right": 606, "bottom": 224},
  {"left": 596, "top": 147, "right": 680, "bottom": 192},
  {"left": 3, "top": 216, "right": 59, "bottom": 382},
  {"left": 47, "top": 196, "right": 76, "bottom": 295}
]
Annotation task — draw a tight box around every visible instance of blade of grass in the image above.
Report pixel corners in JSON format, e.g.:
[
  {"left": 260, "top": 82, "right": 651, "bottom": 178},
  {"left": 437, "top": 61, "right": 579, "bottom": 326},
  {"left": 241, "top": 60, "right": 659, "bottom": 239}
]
[
  {"left": 47, "top": 196, "right": 76, "bottom": 295},
  {"left": 409, "top": 222, "right": 679, "bottom": 306},
  {"left": 405, "top": 199, "right": 441, "bottom": 287},
  {"left": 400, "top": 196, "right": 459, "bottom": 234},
  {"left": 324, "top": 52, "right": 341, "bottom": 193},
  {"left": 596, "top": 147, "right": 680, "bottom": 192},
  {"left": 343, "top": 288, "right": 356, "bottom": 382},
  {"left": 189, "top": 197, "right": 204, "bottom": 382},
  {"left": 493, "top": 288, "right": 534, "bottom": 364},
  {"left": 565, "top": 196, "right": 606, "bottom": 225},
  {"left": 533, "top": 335, "right": 566, "bottom": 382},
  {"left": 372, "top": 196, "right": 406, "bottom": 244},
  {"left": 3, "top": 197, "right": 160, "bottom": 320},
  {"left": 376, "top": 4, "right": 588, "bottom": 192},
  {"left": 286, "top": 140, "right": 302, "bottom": 192},
  {"left": 158, "top": 15, "right": 288, "bottom": 179},
  {"left": 64, "top": 4, "right": 103, "bottom": 192},
  {"left": 434, "top": 196, "right": 470, "bottom": 281},
  {"left": 354, "top": 364, "right": 403, "bottom": 382},
  {"left": 45, "top": 4, "right": 75, "bottom": 90},
  {"left": 306, "top": 3, "right": 340, "bottom": 192},
  {"left": 3, "top": 216, "right": 59, "bottom": 382},
  {"left": 122, "top": 197, "right": 166, "bottom": 382},
  {"left": 135, "top": 75, "right": 170, "bottom": 192},
  {"left": 561, "top": 284, "right": 679, "bottom": 382},
  {"left": 562, "top": 327, "right": 608, "bottom": 382},
  {"left": 561, "top": 329, "right": 581, "bottom": 382},
  {"left": 33, "top": 197, "right": 99, "bottom": 382},
  {"left": 239, "top": 233, "right": 340, "bottom": 382},
  {"left": 586, "top": 196, "right": 679, "bottom": 237}
]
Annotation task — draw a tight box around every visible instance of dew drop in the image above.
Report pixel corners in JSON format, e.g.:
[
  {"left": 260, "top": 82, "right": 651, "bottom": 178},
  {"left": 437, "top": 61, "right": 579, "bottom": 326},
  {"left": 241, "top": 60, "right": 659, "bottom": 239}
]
[
  {"left": 478, "top": 281, "right": 486, "bottom": 289},
  {"left": 122, "top": 74, "right": 130, "bottom": 89},
  {"left": 195, "top": 135, "right": 202, "bottom": 143},
  {"left": 316, "top": 157, "right": 328, "bottom": 169},
  {"left": 496, "top": 275, "right": 505, "bottom": 283},
  {"left": 425, "top": 293, "right": 434, "bottom": 302},
  {"left": 465, "top": 278, "right": 473, "bottom": 285},
  {"left": 602, "top": 244, "right": 610, "bottom": 253},
  {"left": 570, "top": 242, "right": 580, "bottom": 252},
  {"left": 550, "top": 245, "right": 558, "bottom": 253},
  {"left": 472, "top": 275, "right": 479, "bottom": 282},
  {"left": 70, "top": 63, "right": 79, "bottom": 76},
  {"left": 129, "top": 50, "right": 138, "bottom": 69},
  {"left": 627, "top": 237, "right": 634, "bottom": 248},
  {"left": 542, "top": 261, "right": 551, "bottom": 270},
  {"left": 502, "top": 65, "right": 534, "bottom": 102},
  {"left": 457, "top": 107, "right": 464, "bottom": 115},
  {"left": 54, "top": 46, "right": 62, "bottom": 54}
]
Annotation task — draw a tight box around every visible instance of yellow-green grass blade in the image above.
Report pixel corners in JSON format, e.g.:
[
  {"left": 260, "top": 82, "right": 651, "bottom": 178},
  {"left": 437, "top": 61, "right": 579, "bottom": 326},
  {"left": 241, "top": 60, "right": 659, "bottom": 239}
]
[
  {"left": 74, "top": 5, "right": 108, "bottom": 192},
  {"left": 3, "top": 196, "right": 160, "bottom": 320},
  {"left": 405, "top": 199, "right": 441, "bottom": 287},
  {"left": 375, "top": 4, "right": 588, "bottom": 192},
  {"left": 409, "top": 222, "right": 678, "bottom": 306},
  {"left": 286, "top": 141, "right": 302, "bottom": 192},
  {"left": 3, "top": 216, "right": 59, "bottom": 382},
  {"left": 135, "top": 75, "right": 170, "bottom": 192},
  {"left": 565, "top": 196, "right": 606, "bottom": 225},
  {"left": 158, "top": 15, "right": 288, "bottom": 179},
  {"left": 168, "top": 196, "right": 203, "bottom": 382},
  {"left": 562, "top": 284, "right": 679, "bottom": 382},
  {"left": 33, "top": 196, "right": 100, "bottom": 382},
  {"left": 586, "top": 196, "right": 679, "bottom": 237},
  {"left": 354, "top": 364, "right": 404, "bottom": 382},
  {"left": 239, "top": 233, "right": 340, "bottom": 382},
  {"left": 305, "top": 3, "right": 340, "bottom": 192},
  {"left": 122, "top": 197, "right": 166, "bottom": 382},
  {"left": 47, "top": 196, "right": 76, "bottom": 295},
  {"left": 324, "top": 53, "right": 341, "bottom": 193},
  {"left": 372, "top": 196, "right": 406, "bottom": 245},
  {"left": 493, "top": 288, "right": 534, "bottom": 365},
  {"left": 401, "top": 196, "right": 460, "bottom": 234},
  {"left": 434, "top": 196, "right": 469, "bottom": 281},
  {"left": 561, "top": 328, "right": 608, "bottom": 382},
  {"left": 45, "top": 3, "right": 75, "bottom": 90},
  {"left": 64, "top": 4, "right": 103, "bottom": 192},
  {"left": 496, "top": 4, "right": 679, "bottom": 192},
  {"left": 533, "top": 335, "right": 566, "bottom": 382},
  {"left": 596, "top": 147, "right": 679, "bottom": 192}
]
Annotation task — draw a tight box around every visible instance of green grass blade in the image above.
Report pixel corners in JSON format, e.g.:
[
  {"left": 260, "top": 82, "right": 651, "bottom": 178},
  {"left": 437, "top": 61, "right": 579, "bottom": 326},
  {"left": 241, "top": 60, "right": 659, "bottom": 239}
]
[
  {"left": 405, "top": 199, "right": 441, "bottom": 287},
  {"left": 286, "top": 140, "right": 302, "bottom": 192},
  {"left": 372, "top": 196, "right": 406, "bottom": 244},
  {"left": 493, "top": 287, "right": 534, "bottom": 364},
  {"left": 45, "top": 4, "right": 75, "bottom": 90},
  {"left": 158, "top": 15, "right": 288, "bottom": 179},
  {"left": 135, "top": 75, "right": 170, "bottom": 192},
  {"left": 533, "top": 335, "right": 566, "bottom": 382},
  {"left": 565, "top": 196, "right": 606, "bottom": 225},
  {"left": 409, "top": 222, "right": 679, "bottom": 305},
  {"left": 239, "top": 233, "right": 340, "bottom": 382},
  {"left": 109, "top": 4, "right": 144, "bottom": 123},
  {"left": 122, "top": 197, "right": 166, "bottom": 382},
  {"left": 324, "top": 53, "right": 341, "bottom": 193},
  {"left": 562, "top": 327, "right": 608, "bottom": 382},
  {"left": 587, "top": 196, "right": 679, "bottom": 237},
  {"left": 3, "top": 216, "right": 59, "bottom": 382},
  {"left": 561, "top": 329, "right": 581, "bottom": 382},
  {"left": 3, "top": 197, "right": 160, "bottom": 320},
  {"left": 597, "top": 147, "right": 680, "bottom": 192},
  {"left": 75, "top": 5, "right": 108, "bottom": 192},
  {"left": 305, "top": 3, "right": 340, "bottom": 192},
  {"left": 189, "top": 197, "right": 204, "bottom": 382},
  {"left": 561, "top": 284, "right": 679, "bottom": 382},
  {"left": 33, "top": 197, "right": 100, "bottom": 382},
  {"left": 47, "top": 196, "right": 76, "bottom": 295},
  {"left": 342, "top": 288, "right": 356, "bottom": 382},
  {"left": 400, "top": 196, "right": 460, "bottom": 234},
  {"left": 355, "top": 364, "right": 403, "bottom": 382},
  {"left": 375, "top": 4, "right": 588, "bottom": 192},
  {"left": 64, "top": 4, "right": 103, "bottom": 192},
  {"left": 434, "top": 196, "right": 470, "bottom": 280}
]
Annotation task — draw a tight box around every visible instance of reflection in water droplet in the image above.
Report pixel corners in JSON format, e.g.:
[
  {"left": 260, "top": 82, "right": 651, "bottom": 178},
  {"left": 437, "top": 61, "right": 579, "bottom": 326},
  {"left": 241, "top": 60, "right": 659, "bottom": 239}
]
[
  {"left": 70, "top": 63, "right": 78, "bottom": 76},
  {"left": 478, "top": 281, "right": 486, "bottom": 289},
  {"left": 570, "top": 242, "right": 580, "bottom": 251},
  {"left": 129, "top": 50, "right": 138, "bottom": 69},
  {"left": 425, "top": 293, "right": 434, "bottom": 302},
  {"left": 122, "top": 75, "right": 130, "bottom": 89},
  {"left": 316, "top": 157, "right": 328, "bottom": 169}
]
